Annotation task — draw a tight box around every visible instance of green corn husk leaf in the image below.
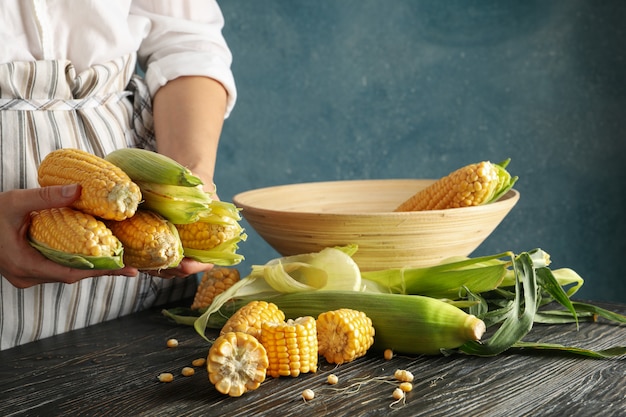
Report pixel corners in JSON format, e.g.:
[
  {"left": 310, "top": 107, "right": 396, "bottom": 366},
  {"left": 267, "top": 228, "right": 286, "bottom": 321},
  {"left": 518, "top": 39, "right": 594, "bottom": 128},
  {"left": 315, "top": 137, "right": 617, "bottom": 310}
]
[
  {"left": 510, "top": 341, "right": 626, "bottom": 358},
  {"left": 360, "top": 252, "right": 512, "bottom": 299},
  {"left": 140, "top": 188, "right": 211, "bottom": 224},
  {"left": 456, "top": 251, "right": 538, "bottom": 356},
  {"left": 488, "top": 158, "right": 518, "bottom": 204},
  {"left": 29, "top": 239, "right": 124, "bottom": 270},
  {"left": 183, "top": 234, "right": 247, "bottom": 266},
  {"left": 105, "top": 148, "right": 203, "bottom": 186}
]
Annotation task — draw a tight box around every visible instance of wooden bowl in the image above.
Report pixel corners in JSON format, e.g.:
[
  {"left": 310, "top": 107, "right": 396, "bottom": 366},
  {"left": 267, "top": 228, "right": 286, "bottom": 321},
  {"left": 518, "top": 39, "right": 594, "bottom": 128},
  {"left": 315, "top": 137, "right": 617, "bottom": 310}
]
[{"left": 233, "top": 179, "right": 520, "bottom": 271}]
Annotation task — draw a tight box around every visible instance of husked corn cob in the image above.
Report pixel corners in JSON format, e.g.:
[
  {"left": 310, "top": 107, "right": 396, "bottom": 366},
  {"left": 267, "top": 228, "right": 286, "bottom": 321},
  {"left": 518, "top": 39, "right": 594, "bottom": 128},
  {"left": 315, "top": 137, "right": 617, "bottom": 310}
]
[
  {"left": 191, "top": 268, "right": 240, "bottom": 311},
  {"left": 207, "top": 331, "right": 269, "bottom": 397},
  {"left": 395, "top": 160, "right": 515, "bottom": 211},
  {"left": 316, "top": 308, "right": 375, "bottom": 364},
  {"left": 37, "top": 148, "right": 141, "bottom": 220},
  {"left": 28, "top": 207, "right": 124, "bottom": 269},
  {"left": 221, "top": 301, "right": 285, "bottom": 340},
  {"left": 177, "top": 221, "right": 241, "bottom": 251},
  {"left": 260, "top": 316, "right": 318, "bottom": 378},
  {"left": 107, "top": 210, "right": 183, "bottom": 270}
]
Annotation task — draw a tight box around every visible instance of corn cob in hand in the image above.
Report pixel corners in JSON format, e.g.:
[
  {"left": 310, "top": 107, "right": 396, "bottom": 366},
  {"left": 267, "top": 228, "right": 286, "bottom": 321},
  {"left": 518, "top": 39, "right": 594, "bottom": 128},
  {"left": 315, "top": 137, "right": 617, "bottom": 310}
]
[
  {"left": 395, "top": 159, "right": 517, "bottom": 211},
  {"left": 28, "top": 207, "right": 124, "bottom": 269},
  {"left": 37, "top": 148, "right": 141, "bottom": 221},
  {"left": 107, "top": 209, "right": 183, "bottom": 270}
]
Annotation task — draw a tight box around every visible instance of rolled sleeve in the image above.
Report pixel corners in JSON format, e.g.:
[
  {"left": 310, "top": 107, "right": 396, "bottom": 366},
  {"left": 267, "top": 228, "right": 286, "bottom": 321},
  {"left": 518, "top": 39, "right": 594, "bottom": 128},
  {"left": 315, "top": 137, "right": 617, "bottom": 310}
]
[{"left": 131, "top": 0, "right": 236, "bottom": 117}]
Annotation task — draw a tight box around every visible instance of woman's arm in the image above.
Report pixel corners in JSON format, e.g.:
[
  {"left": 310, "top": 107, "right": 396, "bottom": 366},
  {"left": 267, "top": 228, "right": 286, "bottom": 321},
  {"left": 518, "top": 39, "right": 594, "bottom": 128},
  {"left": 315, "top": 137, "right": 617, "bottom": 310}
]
[
  {"left": 149, "top": 75, "right": 229, "bottom": 278},
  {"left": 152, "top": 75, "right": 228, "bottom": 194}
]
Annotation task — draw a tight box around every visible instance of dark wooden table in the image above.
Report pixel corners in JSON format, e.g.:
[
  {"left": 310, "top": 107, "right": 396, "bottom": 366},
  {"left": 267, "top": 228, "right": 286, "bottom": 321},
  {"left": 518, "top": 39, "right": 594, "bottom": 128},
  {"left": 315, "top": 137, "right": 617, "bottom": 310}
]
[{"left": 1, "top": 300, "right": 624, "bottom": 417}]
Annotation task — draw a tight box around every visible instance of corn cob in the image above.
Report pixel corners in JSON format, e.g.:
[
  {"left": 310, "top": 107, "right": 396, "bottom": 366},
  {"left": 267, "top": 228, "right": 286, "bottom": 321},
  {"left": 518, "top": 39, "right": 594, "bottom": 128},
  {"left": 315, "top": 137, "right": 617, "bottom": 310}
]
[
  {"left": 207, "top": 331, "right": 269, "bottom": 397},
  {"left": 176, "top": 218, "right": 246, "bottom": 265},
  {"left": 37, "top": 148, "right": 141, "bottom": 221},
  {"left": 316, "top": 308, "right": 375, "bottom": 364},
  {"left": 260, "top": 316, "right": 318, "bottom": 378},
  {"left": 395, "top": 160, "right": 517, "bottom": 211},
  {"left": 220, "top": 301, "right": 285, "bottom": 340},
  {"left": 28, "top": 207, "right": 124, "bottom": 269},
  {"left": 260, "top": 291, "right": 486, "bottom": 355},
  {"left": 107, "top": 210, "right": 183, "bottom": 270},
  {"left": 191, "top": 268, "right": 241, "bottom": 311},
  {"left": 104, "top": 148, "right": 203, "bottom": 187}
]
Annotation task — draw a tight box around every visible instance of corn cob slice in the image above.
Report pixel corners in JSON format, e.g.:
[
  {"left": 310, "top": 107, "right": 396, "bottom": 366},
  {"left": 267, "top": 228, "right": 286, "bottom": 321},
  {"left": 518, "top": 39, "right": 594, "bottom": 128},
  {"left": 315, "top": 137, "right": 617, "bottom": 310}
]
[
  {"left": 37, "top": 148, "right": 141, "bottom": 221},
  {"left": 191, "top": 268, "right": 241, "bottom": 311},
  {"left": 260, "top": 316, "right": 318, "bottom": 378},
  {"left": 316, "top": 308, "right": 375, "bottom": 364},
  {"left": 394, "top": 159, "right": 517, "bottom": 211},
  {"left": 104, "top": 148, "right": 203, "bottom": 187},
  {"left": 263, "top": 291, "right": 486, "bottom": 355},
  {"left": 207, "top": 331, "right": 269, "bottom": 397},
  {"left": 220, "top": 301, "right": 286, "bottom": 340},
  {"left": 28, "top": 207, "right": 124, "bottom": 269},
  {"left": 107, "top": 210, "right": 183, "bottom": 270}
]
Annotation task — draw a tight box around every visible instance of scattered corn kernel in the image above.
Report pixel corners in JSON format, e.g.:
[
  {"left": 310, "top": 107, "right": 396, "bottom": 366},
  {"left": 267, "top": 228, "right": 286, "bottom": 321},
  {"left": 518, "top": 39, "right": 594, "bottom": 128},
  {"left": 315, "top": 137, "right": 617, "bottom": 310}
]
[
  {"left": 392, "top": 388, "right": 404, "bottom": 400},
  {"left": 181, "top": 367, "right": 195, "bottom": 377},
  {"left": 394, "top": 369, "right": 414, "bottom": 382},
  {"left": 192, "top": 358, "right": 206, "bottom": 367},
  {"left": 302, "top": 389, "right": 315, "bottom": 401},
  {"left": 327, "top": 374, "right": 339, "bottom": 385},
  {"left": 399, "top": 382, "right": 413, "bottom": 392},
  {"left": 166, "top": 338, "right": 179, "bottom": 348},
  {"left": 384, "top": 349, "right": 394, "bottom": 360},
  {"left": 157, "top": 373, "right": 174, "bottom": 383}
]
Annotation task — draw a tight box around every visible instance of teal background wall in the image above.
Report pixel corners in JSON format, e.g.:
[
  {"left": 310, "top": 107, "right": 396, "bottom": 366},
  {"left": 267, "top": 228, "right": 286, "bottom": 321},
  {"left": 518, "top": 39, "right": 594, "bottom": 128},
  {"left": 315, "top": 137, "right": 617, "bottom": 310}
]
[{"left": 215, "top": 1, "right": 626, "bottom": 303}]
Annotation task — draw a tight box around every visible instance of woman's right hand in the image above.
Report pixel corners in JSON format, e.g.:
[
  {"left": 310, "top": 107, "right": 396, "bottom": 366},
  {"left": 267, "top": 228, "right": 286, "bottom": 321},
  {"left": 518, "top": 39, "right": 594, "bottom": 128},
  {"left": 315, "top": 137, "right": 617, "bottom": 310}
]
[{"left": 0, "top": 184, "right": 138, "bottom": 289}]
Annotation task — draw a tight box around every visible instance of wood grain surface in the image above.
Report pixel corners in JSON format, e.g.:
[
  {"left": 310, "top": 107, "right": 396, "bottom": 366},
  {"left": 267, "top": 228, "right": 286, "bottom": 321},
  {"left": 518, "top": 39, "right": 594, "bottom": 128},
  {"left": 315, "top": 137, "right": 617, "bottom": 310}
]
[{"left": 1, "top": 300, "right": 624, "bottom": 417}]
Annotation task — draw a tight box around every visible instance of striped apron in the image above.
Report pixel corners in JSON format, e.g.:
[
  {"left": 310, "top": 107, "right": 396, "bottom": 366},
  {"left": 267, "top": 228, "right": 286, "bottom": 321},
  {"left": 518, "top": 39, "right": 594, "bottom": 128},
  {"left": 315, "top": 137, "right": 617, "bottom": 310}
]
[{"left": 0, "top": 54, "right": 196, "bottom": 350}]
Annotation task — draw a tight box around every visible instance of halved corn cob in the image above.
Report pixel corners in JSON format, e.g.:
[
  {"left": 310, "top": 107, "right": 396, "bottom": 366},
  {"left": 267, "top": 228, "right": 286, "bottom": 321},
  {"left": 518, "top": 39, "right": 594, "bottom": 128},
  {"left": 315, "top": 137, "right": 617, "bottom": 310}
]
[
  {"left": 260, "top": 316, "right": 318, "bottom": 378},
  {"left": 191, "top": 268, "right": 241, "bottom": 311},
  {"left": 263, "top": 291, "right": 486, "bottom": 355},
  {"left": 107, "top": 210, "right": 183, "bottom": 270},
  {"left": 104, "top": 148, "right": 203, "bottom": 187},
  {"left": 28, "top": 207, "right": 124, "bottom": 269},
  {"left": 207, "top": 331, "right": 269, "bottom": 397},
  {"left": 316, "top": 308, "right": 375, "bottom": 364},
  {"left": 394, "top": 159, "right": 517, "bottom": 211},
  {"left": 37, "top": 148, "right": 141, "bottom": 221},
  {"left": 220, "top": 301, "right": 286, "bottom": 340}
]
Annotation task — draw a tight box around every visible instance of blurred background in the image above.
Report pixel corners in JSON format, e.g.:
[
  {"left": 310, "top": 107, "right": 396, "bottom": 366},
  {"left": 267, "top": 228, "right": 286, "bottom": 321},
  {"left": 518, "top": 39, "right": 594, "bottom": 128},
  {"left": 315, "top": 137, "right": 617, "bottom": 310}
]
[{"left": 214, "top": 0, "right": 625, "bottom": 302}]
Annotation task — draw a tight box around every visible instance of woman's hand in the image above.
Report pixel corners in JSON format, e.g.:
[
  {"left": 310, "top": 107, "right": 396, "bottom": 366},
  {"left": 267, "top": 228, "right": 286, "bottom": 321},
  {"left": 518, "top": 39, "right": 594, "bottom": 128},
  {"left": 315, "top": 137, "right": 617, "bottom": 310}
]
[{"left": 0, "top": 184, "right": 138, "bottom": 289}]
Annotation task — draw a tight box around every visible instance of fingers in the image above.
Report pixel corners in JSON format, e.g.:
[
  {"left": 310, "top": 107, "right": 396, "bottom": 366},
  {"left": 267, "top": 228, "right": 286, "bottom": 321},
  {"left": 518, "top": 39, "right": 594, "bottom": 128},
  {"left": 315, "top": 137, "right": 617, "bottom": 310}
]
[
  {"left": 10, "top": 184, "right": 81, "bottom": 214},
  {"left": 144, "top": 258, "right": 213, "bottom": 279}
]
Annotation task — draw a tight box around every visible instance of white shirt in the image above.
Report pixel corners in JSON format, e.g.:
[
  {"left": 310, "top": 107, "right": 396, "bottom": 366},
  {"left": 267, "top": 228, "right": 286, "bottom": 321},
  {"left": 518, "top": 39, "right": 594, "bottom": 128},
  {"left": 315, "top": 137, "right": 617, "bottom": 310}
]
[{"left": 0, "top": 0, "right": 236, "bottom": 115}]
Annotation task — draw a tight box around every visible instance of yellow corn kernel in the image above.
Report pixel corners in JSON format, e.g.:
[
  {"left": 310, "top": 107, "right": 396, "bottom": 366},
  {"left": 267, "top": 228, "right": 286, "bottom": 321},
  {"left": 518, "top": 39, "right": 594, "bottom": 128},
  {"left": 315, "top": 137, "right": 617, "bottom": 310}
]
[
  {"left": 192, "top": 358, "right": 206, "bottom": 367},
  {"left": 37, "top": 148, "right": 141, "bottom": 220},
  {"left": 29, "top": 207, "right": 121, "bottom": 257},
  {"left": 316, "top": 308, "right": 375, "bottom": 365},
  {"left": 394, "top": 369, "right": 414, "bottom": 382},
  {"left": 191, "top": 268, "right": 240, "bottom": 311},
  {"left": 260, "top": 316, "right": 318, "bottom": 378},
  {"left": 107, "top": 210, "right": 183, "bottom": 270},
  {"left": 394, "top": 161, "right": 501, "bottom": 211},
  {"left": 181, "top": 367, "right": 195, "bottom": 377},
  {"left": 207, "top": 331, "right": 269, "bottom": 397},
  {"left": 176, "top": 221, "right": 241, "bottom": 251},
  {"left": 221, "top": 301, "right": 285, "bottom": 340},
  {"left": 157, "top": 373, "right": 174, "bottom": 383}
]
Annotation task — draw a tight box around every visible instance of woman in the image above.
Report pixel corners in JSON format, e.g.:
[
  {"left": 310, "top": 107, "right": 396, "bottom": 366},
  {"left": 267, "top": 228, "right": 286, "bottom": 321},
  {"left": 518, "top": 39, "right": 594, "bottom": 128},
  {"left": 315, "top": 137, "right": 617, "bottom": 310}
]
[{"left": 0, "top": 1, "right": 236, "bottom": 350}]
